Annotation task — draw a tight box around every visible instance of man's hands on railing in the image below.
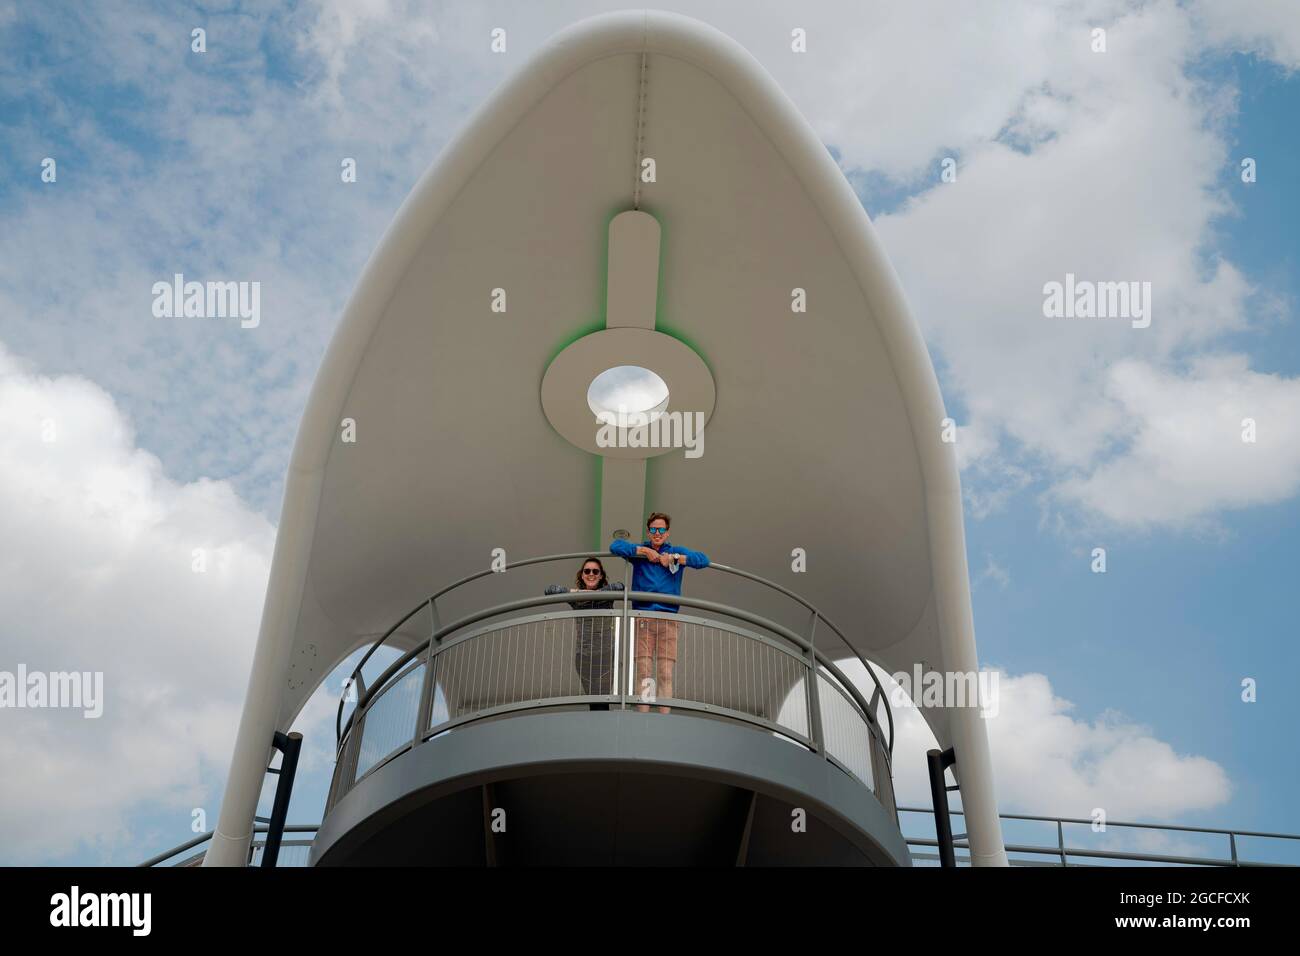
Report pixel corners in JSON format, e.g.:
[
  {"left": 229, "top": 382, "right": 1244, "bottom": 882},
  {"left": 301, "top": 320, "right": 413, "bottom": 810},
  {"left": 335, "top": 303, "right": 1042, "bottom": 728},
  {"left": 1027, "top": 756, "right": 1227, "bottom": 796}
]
[{"left": 633, "top": 546, "right": 686, "bottom": 569}]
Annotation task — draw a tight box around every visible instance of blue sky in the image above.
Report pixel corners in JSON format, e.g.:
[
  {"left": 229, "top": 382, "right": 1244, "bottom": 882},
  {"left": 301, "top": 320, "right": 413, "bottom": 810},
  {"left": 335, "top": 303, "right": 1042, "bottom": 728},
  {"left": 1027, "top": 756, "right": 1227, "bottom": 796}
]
[
  {"left": 1, "top": 0, "right": 1298, "bottom": 866},
  {"left": 958, "top": 51, "right": 1300, "bottom": 845}
]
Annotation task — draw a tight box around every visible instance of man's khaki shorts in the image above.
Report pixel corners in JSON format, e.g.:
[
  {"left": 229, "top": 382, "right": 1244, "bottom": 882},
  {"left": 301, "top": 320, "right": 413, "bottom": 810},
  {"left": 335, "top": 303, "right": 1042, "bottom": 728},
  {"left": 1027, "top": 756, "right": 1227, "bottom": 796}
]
[{"left": 634, "top": 617, "right": 679, "bottom": 663}]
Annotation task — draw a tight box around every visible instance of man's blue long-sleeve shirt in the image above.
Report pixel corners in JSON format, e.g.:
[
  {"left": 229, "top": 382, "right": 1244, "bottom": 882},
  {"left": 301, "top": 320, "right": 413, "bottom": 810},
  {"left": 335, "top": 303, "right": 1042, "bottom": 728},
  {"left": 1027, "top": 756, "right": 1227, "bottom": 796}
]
[{"left": 609, "top": 538, "right": 710, "bottom": 612}]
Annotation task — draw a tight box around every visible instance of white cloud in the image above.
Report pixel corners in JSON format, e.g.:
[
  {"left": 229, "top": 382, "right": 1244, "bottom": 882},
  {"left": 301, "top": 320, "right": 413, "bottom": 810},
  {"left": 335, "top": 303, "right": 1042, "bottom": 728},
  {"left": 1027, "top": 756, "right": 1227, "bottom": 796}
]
[
  {"left": 1053, "top": 355, "right": 1300, "bottom": 526},
  {"left": 980, "top": 670, "right": 1231, "bottom": 820},
  {"left": 1190, "top": 0, "right": 1300, "bottom": 70},
  {"left": 0, "top": 342, "right": 275, "bottom": 863},
  {"left": 842, "top": 662, "right": 1232, "bottom": 826},
  {"left": 980, "top": 554, "right": 1012, "bottom": 590},
  {"left": 0, "top": 0, "right": 437, "bottom": 516},
  {"left": 869, "top": 0, "right": 1300, "bottom": 529}
]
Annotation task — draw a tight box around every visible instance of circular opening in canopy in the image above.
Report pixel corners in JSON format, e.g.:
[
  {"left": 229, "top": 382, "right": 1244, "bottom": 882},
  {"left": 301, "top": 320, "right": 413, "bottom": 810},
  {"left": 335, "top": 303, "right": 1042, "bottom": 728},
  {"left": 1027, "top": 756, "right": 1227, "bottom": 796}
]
[{"left": 587, "top": 365, "right": 670, "bottom": 421}]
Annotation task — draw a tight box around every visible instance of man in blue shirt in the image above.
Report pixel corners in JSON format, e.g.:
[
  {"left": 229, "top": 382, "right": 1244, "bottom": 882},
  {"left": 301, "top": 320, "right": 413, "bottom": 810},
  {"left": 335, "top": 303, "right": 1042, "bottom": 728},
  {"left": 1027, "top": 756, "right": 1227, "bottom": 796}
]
[{"left": 610, "top": 512, "right": 710, "bottom": 713}]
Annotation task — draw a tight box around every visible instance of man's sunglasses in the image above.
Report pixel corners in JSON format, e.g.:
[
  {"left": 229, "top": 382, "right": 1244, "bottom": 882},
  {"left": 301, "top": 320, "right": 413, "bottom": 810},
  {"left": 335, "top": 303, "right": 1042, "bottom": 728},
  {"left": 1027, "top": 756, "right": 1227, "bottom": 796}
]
[{"left": 647, "top": 527, "right": 668, "bottom": 535}]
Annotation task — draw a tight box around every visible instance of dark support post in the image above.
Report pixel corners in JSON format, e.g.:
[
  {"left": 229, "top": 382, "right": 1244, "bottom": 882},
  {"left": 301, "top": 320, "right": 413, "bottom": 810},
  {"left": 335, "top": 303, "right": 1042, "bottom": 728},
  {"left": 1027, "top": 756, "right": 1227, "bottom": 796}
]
[
  {"left": 262, "top": 731, "right": 303, "bottom": 868},
  {"left": 734, "top": 790, "right": 758, "bottom": 867},
  {"left": 414, "top": 598, "right": 437, "bottom": 746},
  {"left": 482, "top": 783, "right": 499, "bottom": 867},
  {"left": 927, "top": 746, "right": 958, "bottom": 868},
  {"left": 804, "top": 610, "right": 826, "bottom": 758}
]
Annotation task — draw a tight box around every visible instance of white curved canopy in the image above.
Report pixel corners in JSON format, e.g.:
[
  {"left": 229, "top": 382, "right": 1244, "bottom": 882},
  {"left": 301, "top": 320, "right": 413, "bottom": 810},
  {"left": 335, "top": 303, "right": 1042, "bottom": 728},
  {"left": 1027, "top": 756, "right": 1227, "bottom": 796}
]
[{"left": 210, "top": 9, "right": 1007, "bottom": 867}]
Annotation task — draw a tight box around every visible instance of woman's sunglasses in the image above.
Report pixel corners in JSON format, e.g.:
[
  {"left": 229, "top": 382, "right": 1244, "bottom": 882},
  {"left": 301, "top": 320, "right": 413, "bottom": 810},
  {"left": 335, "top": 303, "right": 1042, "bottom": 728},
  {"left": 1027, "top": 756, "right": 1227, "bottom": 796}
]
[{"left": 582, "top": 568, "right": 603, "bottom": 576}]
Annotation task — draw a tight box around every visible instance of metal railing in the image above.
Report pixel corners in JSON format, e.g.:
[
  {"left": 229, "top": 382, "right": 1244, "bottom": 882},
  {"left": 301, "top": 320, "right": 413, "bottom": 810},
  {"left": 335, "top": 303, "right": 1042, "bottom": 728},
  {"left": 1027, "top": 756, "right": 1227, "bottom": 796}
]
[
  {"left": 139, "top": 825, "right": 320, "bottom": 868},
  {"left": 335, "top": 553, "right": 893, "bottom": 747},
  {"left": 142, "top": 809, "right": 1300, "bottom": 868},
  {"left": 327, "top": 552, "right": 896, "bottom": 816},
  {"left": 424, "top": 611, "right": 812, "bottom": 735},
  {"left": 900, "top": 807, "right": 1300, "bottom": 867}
]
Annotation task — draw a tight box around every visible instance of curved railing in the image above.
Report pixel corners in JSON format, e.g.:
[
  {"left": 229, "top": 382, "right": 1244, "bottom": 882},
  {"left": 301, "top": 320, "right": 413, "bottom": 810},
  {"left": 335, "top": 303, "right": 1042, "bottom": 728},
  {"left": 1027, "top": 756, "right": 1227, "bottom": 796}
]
[{"left": 327, "top": 553, "right": 896, "bottom": 816}]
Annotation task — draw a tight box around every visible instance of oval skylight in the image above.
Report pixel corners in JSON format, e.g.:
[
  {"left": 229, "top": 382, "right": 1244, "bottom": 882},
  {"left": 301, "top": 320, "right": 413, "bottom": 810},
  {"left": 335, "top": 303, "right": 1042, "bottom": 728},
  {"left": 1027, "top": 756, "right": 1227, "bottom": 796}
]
[{"left": 587, "top": 365, "right": 670, "bottom": 420}]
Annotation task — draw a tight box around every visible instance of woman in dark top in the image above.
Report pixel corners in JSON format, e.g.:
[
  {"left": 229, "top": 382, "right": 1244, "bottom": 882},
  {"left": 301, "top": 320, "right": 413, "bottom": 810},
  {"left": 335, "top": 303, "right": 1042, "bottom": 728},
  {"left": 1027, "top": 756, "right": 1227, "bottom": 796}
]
[{"left": 544, "top": 558, "right": 624, "bottom": 706}]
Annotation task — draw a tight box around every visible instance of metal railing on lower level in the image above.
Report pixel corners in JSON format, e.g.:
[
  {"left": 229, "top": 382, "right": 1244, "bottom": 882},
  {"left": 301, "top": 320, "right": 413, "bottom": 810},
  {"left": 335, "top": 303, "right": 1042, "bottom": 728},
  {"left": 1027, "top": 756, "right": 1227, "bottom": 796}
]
[
  {"left": 139, "top": 825, "right": 319, "bottom": 868},
  {"left": 900, "top": 807, "right": 1300, "bottom": 867},
  {"left": 141, "top": 808, "right": 1300, "bottom": 868},
  {"left": 327, "top": 586, "right": 895, "bottom": 819}
]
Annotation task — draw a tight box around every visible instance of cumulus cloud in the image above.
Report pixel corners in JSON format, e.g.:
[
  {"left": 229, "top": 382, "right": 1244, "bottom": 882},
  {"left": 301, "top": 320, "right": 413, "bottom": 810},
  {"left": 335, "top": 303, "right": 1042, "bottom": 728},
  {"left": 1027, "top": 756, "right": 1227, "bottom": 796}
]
[
  {"left": 978, "top": 670, "right": 1231, "bottom": 820},
  {"left": 1190, "top": 0, "right": 1300, "bottom": 70},
  {"left": 1053, "top": 355, "right": 1300, "bottom": 526},
  {"left": 0, "top": 0, "right": 443, "bottom": 516},
  {"left": 840, "top": 661, "right": 1232, "bottom": 837},
  {"left": 0, "top": 342, "right": 275, "bottom": 863},
  {"left": 869, "top": 0, "right": 1300, "bottom": 530}
]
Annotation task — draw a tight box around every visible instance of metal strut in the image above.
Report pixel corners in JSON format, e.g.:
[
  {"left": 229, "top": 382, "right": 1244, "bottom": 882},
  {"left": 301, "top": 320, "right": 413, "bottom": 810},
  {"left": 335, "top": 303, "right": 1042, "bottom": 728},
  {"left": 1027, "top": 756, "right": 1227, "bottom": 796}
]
[
  {"left": 260, "top": 731, "right": 303, "bottom": 867},
  {"left": 927, "top": 746, "right": 959, "bottom": 867}
]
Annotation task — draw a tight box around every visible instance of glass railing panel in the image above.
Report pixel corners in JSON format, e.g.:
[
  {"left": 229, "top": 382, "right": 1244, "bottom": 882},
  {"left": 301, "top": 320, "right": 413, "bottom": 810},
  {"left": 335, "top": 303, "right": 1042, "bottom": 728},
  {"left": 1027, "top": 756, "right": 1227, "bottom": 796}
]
[
  {"left": 353, "top": 661, "right": 424, "bottom": 781},
  {"left": 428, "top": 613, "right": 605, "bottom": 729},
  {"left": 817, "top": 670, "right": 875, "bottom": 791}
]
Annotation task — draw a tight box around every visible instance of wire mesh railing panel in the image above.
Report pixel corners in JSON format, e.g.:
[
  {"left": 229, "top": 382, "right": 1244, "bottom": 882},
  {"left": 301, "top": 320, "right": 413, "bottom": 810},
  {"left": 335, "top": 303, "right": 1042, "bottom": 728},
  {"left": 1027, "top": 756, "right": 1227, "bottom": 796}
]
[
  {"left": 428, "top": 616, "right": 595, "bottom": 728},
  {"left": 660, "top": 617, "right": 811, "bottom": 739}
]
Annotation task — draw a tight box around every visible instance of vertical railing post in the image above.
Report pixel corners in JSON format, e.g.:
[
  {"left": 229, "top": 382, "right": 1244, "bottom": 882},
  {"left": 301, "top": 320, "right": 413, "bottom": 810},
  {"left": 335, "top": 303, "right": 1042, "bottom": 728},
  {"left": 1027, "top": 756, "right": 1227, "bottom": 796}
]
[
  {"left": 414, "top": 598, "right": 437, "bottom": 748},
  {"left": 329, "top": 668, "right": 365, "bottom": 815},
  {"left": 262, "top": 731, "right": 302, "bottom": 868},
  {"left": 804, "top": 610, "right": 825, "bottom": 758},
  {"left": 927, "top": 746, "right": 958, "bottom": 868},
  {"left": 620, "top": 562, "right": 631, "bottom": 710},
  {"left": 867, "top": 723, "right": 885, "bottom": 806},
  {"left": 1058, "top": 819, "right": 1067, "bottom": 867}
]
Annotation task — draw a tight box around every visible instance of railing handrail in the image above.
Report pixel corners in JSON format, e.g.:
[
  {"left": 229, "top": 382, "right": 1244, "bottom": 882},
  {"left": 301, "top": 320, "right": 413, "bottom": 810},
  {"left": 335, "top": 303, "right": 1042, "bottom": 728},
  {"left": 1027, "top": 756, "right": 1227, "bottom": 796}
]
[
  {"left": 336, "top": 589, "right": 889, "bottom": 770},
  {"left": 908, "top": 841, "right": 1298, "bottom": 867},
  {"left": 897, "top": 806, "right": 1300, "bottom": 842},
  {"left": 899, "top": 805, "right": 1300, "bottom": 867},
  {"left": 336, "top": 551, "right": 896, "bottom": 753},
  {"left": 138, "top": 824, "right": 319, "bottom": 868},
  {"left": 144, "top": 811, "right": 1300, "bottom": 867}
]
